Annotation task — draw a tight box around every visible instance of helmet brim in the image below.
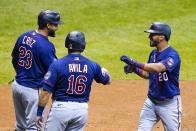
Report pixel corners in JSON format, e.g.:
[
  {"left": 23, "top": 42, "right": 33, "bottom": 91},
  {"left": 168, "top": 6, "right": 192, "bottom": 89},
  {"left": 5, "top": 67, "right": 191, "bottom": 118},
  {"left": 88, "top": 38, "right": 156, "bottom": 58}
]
[
  {"left": 144, "top": 29, "right": 162, "bottom": 34},
  {"left": 50, "top": 21, "right": 64, "bottom": 25},
  {"left": 58, "top": 21, "right": 64, "bottom": 25}
]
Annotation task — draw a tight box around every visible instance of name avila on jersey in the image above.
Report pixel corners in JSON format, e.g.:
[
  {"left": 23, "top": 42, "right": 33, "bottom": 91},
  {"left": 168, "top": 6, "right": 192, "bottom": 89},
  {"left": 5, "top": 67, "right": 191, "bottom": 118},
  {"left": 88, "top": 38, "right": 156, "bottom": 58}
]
[{"left": 69, "top": 64, "right": 88, "bottom": 73}]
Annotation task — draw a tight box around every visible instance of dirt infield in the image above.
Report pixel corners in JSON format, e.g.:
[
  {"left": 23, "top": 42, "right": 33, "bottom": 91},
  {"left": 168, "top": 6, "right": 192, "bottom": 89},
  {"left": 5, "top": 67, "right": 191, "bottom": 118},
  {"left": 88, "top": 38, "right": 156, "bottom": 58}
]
[{"left": 0, "top": 80, "right": 196, "bottom": 131}]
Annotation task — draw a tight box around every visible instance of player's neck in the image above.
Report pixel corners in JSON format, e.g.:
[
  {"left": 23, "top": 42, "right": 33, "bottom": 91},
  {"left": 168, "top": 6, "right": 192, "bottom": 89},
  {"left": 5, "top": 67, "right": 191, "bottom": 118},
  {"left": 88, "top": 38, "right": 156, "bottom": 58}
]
[
  {"left": 37, "top": 29, "right": 48, "bottom": 37},
  {"left": 157, "top": 42, "right": 169, "bottom": 52},
  {"left": 69, "top": 52, "right": 81, "bottom": 54},
  {"left": 68, "top": 51, "right": 81, "bottom": 54}
]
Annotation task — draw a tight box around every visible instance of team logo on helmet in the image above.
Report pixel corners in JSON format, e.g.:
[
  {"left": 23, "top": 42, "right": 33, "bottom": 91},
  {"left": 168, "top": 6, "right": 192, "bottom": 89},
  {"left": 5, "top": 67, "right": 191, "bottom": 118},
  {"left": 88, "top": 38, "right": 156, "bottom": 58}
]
[
  {"left": 167, "top": 57, "right": 174, "bottom": 66},
  {"left": 44, "top": 71, "right": 51, "bottom": 80}
]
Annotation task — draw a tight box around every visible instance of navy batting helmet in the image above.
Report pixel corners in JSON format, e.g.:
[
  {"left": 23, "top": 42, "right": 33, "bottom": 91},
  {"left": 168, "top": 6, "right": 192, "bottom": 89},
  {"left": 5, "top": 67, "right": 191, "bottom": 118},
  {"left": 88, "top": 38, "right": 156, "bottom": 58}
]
[
  {"left": 65, "top": 31, "right": 86, "bottom": 52},
  {"left": 144, "top": 22, "right": 171, "bottom": 41},
  {"left": 38, "top": 10, "right": 63, "bottom": 28}
]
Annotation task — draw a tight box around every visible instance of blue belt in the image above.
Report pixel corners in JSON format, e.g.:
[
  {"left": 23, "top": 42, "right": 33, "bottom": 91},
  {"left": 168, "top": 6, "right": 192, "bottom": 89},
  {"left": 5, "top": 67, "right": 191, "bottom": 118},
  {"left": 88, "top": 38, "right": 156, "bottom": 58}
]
[{"left": 149, "top": 96, "right": 174, "bottom": 104}]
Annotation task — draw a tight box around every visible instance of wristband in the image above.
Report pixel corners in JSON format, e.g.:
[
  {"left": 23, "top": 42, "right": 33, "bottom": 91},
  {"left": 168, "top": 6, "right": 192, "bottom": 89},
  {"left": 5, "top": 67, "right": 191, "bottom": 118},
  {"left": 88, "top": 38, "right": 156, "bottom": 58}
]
[
  {"left": 134, "top": 67, "right": 143, "bottom": 76},
  {"left": 134, "top": 61, "right": 145, "bottom": 70},
  {"left": 37, "top": 105, "right": 45, "bottom": 116}
]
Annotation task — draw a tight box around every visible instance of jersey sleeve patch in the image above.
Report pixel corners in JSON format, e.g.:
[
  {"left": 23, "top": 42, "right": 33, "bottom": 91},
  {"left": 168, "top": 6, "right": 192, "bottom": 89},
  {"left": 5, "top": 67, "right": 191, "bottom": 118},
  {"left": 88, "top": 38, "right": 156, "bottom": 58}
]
[
  {"left": 44, "top": 71, "right": 51, "bottom": 80},
  {"left": 42, "top": 62, "right": 58, "bottom": 93},
  {"left": 161, "top": 55, "right": 179, "bottom": 73},
  {"left": 167, "top": 57, "right": 174, "bottom": 67}
]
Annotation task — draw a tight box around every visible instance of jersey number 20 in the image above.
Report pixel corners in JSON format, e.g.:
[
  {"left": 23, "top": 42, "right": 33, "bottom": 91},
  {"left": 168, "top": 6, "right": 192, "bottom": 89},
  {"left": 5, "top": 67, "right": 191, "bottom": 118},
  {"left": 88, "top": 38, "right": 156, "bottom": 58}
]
[
  {"left": 158, "top": 72, "right": 168, "bottom": 82},
  {"left": 67, "top": 75, "right": 87, "bottom": 94}
]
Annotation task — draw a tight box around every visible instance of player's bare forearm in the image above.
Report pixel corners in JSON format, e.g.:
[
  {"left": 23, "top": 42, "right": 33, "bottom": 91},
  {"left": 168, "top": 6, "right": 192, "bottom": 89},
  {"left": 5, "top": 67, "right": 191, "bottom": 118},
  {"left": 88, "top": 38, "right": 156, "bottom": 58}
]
[
  {"left": 140, "top": 70, "right": 149, "bottom": 79},
  {"left": 143, "top": 63, "right": 166, "bottom": 73},
  {"left": 120, "top": 56, "right": 166, "bottom": 73},
  {"left": 38, "top": 89, "right": 51, "bottom": 107}
]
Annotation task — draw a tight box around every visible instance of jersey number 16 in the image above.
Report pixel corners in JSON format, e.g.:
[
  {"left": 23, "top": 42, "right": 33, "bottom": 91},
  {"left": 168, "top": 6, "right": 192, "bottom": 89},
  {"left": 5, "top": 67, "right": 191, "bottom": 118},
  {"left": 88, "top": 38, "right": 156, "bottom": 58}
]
[{"left": 67, "top": 75, "right": 87, "bottom": 95}]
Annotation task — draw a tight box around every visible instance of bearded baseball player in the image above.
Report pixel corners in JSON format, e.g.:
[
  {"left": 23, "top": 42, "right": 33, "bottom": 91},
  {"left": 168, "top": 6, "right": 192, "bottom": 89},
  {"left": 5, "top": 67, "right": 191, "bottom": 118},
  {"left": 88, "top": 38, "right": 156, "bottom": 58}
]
[
  {"left": 120, "top": 22, "right": 182, "bottom": 131},
  {"left": 11, "top": 10, "right": 63, "bottom": 131},
  {"left": 36, "top": 30, "right": 111, "bottom": 131}
]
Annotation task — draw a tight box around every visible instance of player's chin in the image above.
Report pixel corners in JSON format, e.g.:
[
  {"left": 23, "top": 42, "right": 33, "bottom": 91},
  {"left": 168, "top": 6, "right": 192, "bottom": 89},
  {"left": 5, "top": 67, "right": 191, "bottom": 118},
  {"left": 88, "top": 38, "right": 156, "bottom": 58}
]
[{"left": 48, "top": 31, "right": 56, "bottom": 37}]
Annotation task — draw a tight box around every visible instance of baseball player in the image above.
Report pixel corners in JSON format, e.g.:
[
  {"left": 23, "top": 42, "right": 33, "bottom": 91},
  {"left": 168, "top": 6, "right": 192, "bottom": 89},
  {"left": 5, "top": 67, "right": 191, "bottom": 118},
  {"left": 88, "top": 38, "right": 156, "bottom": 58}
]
[
  {"left": 36, "top": 30, "right": 111, "bottom": 131},
  {"left": 120, "top": 22, "right": 182, "bottom": 131},
  {"left": 11, "top": 10, "right": 63, "bottom": 131}
]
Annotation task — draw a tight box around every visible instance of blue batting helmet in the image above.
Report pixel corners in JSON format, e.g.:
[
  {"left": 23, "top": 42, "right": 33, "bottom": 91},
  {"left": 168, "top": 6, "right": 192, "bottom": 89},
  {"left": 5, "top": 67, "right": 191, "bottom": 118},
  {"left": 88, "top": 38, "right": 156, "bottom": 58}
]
[
  {"left": 144, "top": 22, "right": 171, "bottom": 41},
  {"left": 38, "top": 10, "right": 63, "bottom": 28},
  {"left": 65, "top": 31, "right": 86, "bottom": 52}
]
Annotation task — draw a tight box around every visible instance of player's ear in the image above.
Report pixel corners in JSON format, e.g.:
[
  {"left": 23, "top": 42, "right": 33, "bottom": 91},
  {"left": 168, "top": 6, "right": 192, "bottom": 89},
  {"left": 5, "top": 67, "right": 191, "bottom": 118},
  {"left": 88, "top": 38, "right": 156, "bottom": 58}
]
[
  {"left": 159, "top": 35, "right": 165, "bottom": 41},
  {"left": 46, "top": 24, "right": 51, "bottom": 29}
]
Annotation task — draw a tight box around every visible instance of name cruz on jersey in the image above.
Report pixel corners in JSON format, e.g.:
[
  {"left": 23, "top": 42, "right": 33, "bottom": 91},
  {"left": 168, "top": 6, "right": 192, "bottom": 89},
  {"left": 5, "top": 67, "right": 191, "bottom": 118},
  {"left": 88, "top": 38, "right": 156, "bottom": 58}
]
[{"left": 22, "top": 35, "right": 36, "bottom": 48}]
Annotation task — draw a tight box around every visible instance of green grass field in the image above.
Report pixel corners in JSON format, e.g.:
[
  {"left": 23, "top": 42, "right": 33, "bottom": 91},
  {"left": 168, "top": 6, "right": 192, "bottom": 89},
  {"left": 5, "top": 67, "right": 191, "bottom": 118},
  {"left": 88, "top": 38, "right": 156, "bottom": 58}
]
[{"left": 1, "top": 0, "right": 196, "bottom": 84}]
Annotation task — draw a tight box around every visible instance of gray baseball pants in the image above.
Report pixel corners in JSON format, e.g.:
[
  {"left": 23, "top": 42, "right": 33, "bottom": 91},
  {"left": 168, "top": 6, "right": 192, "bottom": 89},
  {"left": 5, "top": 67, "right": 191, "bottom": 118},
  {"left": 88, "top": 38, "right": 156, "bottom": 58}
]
[
  {"left": 45, "top": 101, "right": 88, "bottom": 131},
  {"left": 137, "top": 95, "right": 182, "bottom": 131},
  {"left": 12, "top": 81, "right": 39, "bottom": 131}
]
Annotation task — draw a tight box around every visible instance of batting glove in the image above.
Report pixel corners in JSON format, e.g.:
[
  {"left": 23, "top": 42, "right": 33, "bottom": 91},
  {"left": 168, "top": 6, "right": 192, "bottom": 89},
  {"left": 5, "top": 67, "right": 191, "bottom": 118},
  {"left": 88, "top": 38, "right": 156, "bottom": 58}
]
[
  {"left": 120, "top": 55, "right": 145, "bottom": 69},
  {"left": 120, "top": 55, "right": 136, "bottom": 65},
  {"left": 124, "top": 64, "right": 135, "bottom": 74}
]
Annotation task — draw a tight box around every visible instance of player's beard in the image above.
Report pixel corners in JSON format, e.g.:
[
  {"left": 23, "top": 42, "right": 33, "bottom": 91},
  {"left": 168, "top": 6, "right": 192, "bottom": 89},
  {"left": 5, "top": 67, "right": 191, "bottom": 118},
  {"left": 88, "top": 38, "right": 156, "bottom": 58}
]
[
  {"left": 47, "top": 28, "right": 56, "bottom": 37},
  {"left": 150, "top": 39, "right": 160, "bottom": 47},
  {"left": 149, "top": 34, "right": 160, "bottom": 47}
]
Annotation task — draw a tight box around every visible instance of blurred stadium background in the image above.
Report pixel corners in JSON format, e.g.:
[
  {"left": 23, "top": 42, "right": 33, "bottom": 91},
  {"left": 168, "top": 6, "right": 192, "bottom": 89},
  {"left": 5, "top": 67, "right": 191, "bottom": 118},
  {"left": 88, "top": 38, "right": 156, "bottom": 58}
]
[{"left": 1, "top": 0, "right": 196, "bottom": 84}]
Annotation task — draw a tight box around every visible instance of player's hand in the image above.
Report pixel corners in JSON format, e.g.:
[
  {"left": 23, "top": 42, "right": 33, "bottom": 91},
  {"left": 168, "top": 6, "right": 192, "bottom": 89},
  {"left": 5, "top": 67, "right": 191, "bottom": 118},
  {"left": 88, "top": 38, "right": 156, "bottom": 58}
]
[
  {"left": 120, "top": 55, "right": 136, "bottom": 65},
  {"left": 124, "top": 64, "right": 135, "bottom": 74},
  {"left": 36, "top": 116, "right": 44, "bottom": 131}
]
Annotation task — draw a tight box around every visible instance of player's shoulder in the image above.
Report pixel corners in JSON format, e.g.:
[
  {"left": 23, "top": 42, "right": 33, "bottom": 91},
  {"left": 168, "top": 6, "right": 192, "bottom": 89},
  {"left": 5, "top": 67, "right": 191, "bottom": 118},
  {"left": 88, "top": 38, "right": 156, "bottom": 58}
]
[
  {"left": 85, "top": 57, "right": 102, "bottom": 72},
  {"left": 81, "top": 55, "right": 100, "bottom": 67},
  {"left": 66, "top": 54, "right": 100, "bottom": 68},
  {"left": 169, "top": 46, "right": 179, "bottom": 53},
  {"left": 56, "top": 56, "right": 73, "bottom": 65},
  {"left": 33, "top": 35, "right": 54, "bottom": 51},
  {"left": 167, "top": 46, "right": 180, "bottom": 57},
  {"left": 55, "top": 57, "right": 65, "bottom": 63},
  {"left": 16, "top": 30, "right": 37, "bottom": 46},
  {"left": 18, "top": 30, "right": 33, "bottom": 38},
  {"left": 149, "top": 49, "right": 157, "bottom": 55},
  {"left": 18, "top": 30, "right": 50, "bottom": 43},
  {"left": 48, "top": 58, "right": 61, "bottom": 69},
  {"left": 164, "top": 46, "right": 181, "bottom": 64},
  {"left": 33, "top": 32, "right": 50, "bottom": 44}
]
